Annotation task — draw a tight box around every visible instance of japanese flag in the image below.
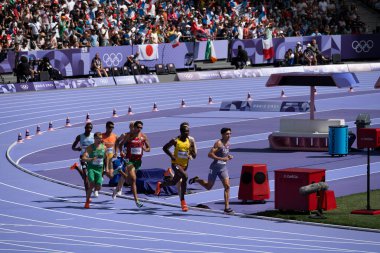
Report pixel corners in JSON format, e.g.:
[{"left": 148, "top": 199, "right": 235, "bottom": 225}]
[{"left": 138, "top": 44, "right": 159, "bottom": 60}]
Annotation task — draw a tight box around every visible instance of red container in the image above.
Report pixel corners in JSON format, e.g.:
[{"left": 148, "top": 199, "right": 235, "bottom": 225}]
[
  {"left": 322, "top": 190, "right": 337, "bottom": 211},
  {"left": 357, "top": 128, "right": 380, "bottom": 149},
  {"left": 238, "top": 164, "right": 270, "bottom": 201},
  {"left": 275, "top": 168, "right": 326, "bottom": 211}
]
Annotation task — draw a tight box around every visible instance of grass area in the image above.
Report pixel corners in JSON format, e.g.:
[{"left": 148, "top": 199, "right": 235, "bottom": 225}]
[{"left": 255, "top": 190, "right": 380, "bottom": 230}]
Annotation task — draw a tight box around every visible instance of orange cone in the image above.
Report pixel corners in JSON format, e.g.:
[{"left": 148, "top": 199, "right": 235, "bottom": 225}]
[
  {"left": 280, "top": 89, "right": 286, "bottom": 98},
  {"left": 17, "top": 133, "right": 23, "bottom": 143},
  {"left": 36, "top": 125, "right": 42, "bottom": 135},
  {"left": 112, "top": 108, "right": 118, "bottom": 118},
  {"left": 208, "top": 96, "right": 214, "bottom": 104},
  {"left": 180, "top": 99, "right": 186, "bottom": 108},
  {"left": 152, "top": 102, "right": 158, "bottom": 112},
  {"left": 25, "top": 129, "right": 32, "bottom": 140},
  {"left": 48, "top": 121, "right": 54, "bottom": 131},
  {"left": 128, "top": 106, "right": 133, "bottom": 115},
  {"left": 247, "top": 92, "right": 253, "bottom": 101},
  {"left": 349, "top": 87, "right": 354, "bottom": 92},
  {"left": 65, "top": 117, "right": 71, "bottom": 127},
  {"left": 85, "top": 113, "right": 91, "bottom": 123}
]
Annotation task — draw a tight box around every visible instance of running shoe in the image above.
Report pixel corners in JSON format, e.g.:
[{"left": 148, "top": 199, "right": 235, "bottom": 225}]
[
  {"left": 94, "top": 190, "right": 99, "bottom": 197},
  {"left": 181, "top": 200, "right": 188, "bottom": 212},
  {"left": 84, "top": 201, "right": 90, "bottom": 209},
  {"left": 135, "top": 201, "right": 143, "bottom": 208},
  {"left": 112, "top": 188, "right": 121, "bottom": 200},
  {"left": 188, "top": 176, "right": 199, "bottom": 185},
  {"left": 70, "top": 162, "right": 79, "bottom": 170},
  {"left": 155, "top": 181, "right": 161, "bottom": 196},
  {"left": 224, "top": 208, "right": 234, "bottom": 215}
]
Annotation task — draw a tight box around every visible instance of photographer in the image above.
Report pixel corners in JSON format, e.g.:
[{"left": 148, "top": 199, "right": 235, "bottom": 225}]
[
  {"left": 16, "top": 56, "right": 35, "bottom": 82},
  {"left": 38, "top": 57, "right": 52, "bottom": 73},
  {"left": 231, "top": 45, "right": 248, "bottom": 69},
  {"left": 124, "top": 52, "right": 140, "bottom": 73}
]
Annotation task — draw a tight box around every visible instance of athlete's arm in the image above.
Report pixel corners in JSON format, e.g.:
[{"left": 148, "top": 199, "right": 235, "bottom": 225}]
[
  {"left": 116, "top": 133, "right": 125, "bottom": 155},
  {"left": 142, "top": 133, "right": 151, "bottom": 152},
  {"left": 113, "top": 134, "right": 119, "bottom": 156},
  {"left": 72, "top": 135, "right": 81, "bottom": 152},
  {"left": 163, "top": 139, "right": 176, "bottom": 161},
  {"left": 82, "top": 146, "right": 94, "bottom": 163},
  {"left": 189, "top": 137, "right": 197, "bottom": 159}
]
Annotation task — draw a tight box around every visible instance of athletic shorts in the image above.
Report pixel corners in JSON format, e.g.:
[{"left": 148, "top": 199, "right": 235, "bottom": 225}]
[
  {"left": 126, "top": 160, "right": 142, "bottom": 170},
  {"left": 87, "top": 168, "right": 103, "bottom": 186},
  {"left": 106, "top": 152, "right": 114, "bottom": 160},
  {"left": 207, "top": 163, "right": 229, "bottom": 185}
]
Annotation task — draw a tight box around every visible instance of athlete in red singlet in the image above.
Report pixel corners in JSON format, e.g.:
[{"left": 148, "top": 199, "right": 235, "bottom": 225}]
[{"left": 116, "top": 121, "right": 150, "bottom": 208}]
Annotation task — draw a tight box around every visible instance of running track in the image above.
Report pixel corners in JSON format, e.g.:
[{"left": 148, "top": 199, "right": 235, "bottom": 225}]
[{"left": 1, "top": 71, "right": 380, "bottom": 253}]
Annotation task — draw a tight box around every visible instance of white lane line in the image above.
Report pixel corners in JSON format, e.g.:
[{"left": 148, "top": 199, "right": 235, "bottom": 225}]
[
  {"left": 0, "top": 227, "right": 163, "bottom": 253},
  {"left": 0, "top": 240, "right": 88, "bottom": 247},
  {"left": 0, "top": 213, "right": 270, "bottom": 253},
  {"left": 0, "top": 213, "right": 374, "bottom": 253},
  {"left": 0, "top": 239, "right": 71, "bottom": 253},
  {"left": 0, "top": 183, "right": 379, "bottom": 244}
]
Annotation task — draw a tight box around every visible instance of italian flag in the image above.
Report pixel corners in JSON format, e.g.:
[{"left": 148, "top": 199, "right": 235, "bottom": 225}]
[{"left": 205, "top": 39, "right": 217, "bottom": 63}]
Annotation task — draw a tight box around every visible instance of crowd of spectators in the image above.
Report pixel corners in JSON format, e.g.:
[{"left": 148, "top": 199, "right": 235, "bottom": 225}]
[
  {"left": 360, "top": 0, "right": 380, "bottom": 11},
  {"left": 0, "top": 0, "right": 370, "bottom": 53}
]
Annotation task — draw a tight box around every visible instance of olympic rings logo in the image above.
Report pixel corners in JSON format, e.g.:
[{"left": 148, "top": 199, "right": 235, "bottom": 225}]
[
  {"left": 20, "top": 84, "right": 29, "bottom": 90},
  {"left": 352, "top": 40, "right": 373, "bottom": 53},
  {"left": 182, "top": 73, "right": 194, "bottom": 80},
  {"left": 102, "top": 53, "right": 123, "bottom": 67}
]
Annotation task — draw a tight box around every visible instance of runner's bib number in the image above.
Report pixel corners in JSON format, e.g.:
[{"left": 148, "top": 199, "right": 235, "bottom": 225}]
[
  {"left": 92, "top": 158, "right": 104, "bottom": 166},
  {"left": 131, "top": 147, "right": 142, "bottom": 155},
  {"left": 177, "top": 151, "right": 188, "bottom": 159},
  {"left": 217, "top": 160, "right": 226, "bottom": 165},
  {"left": 106, "top": 147, "right": 114, "bottom": 154}
]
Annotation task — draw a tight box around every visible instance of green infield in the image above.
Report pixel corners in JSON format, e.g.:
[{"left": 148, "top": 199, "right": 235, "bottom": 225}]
[{"left": 256, "top": 190, "right": 380, "bottom": 230}]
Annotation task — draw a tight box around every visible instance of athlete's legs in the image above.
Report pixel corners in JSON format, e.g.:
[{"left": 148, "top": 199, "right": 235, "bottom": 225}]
[
  {"left": 104, "top": 155, "right": 114, "bottom": 179},
  {"left": 170, "top": 165, "right": 188, "bottom": 201},
  {"left": 218, "top": 168, "right": 231, "bottom": 211},
  {"left": 160, "top": 165, "right": 188, "bottom": 200},
  {"left": 85, "top": 169, "right": 96, "bottom": 208},
  {"left": 126, "top": 164, "right": 138, "bottom": 203},
  {"left": 81, "top": 163, "right": 90, "bottom": 192},
  {"left": 161, "top": 166, "right": 182, "bottom": 188},
  {"left": 190, "top": 166, "right": 217, "bottom": 190},
  {"left": 221, "top": 177, "right": 231, "bottom": 210},
  {"left": 86, "top": 182, "right": 95, "bottom": 201},
  {"left": 193, "top": 177, "right": 214, "bottom": 190}
]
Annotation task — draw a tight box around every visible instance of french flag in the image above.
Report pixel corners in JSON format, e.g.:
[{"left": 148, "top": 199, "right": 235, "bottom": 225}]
[
  {"left": 258, "top": 5, "right": 267, "bottom": 23},
  {"left": 128, "top": 9, "right": 136, "bottom": 20},
  {"left": 138, "top": 0, "right": 145, "bottom": 9},
  {"left": 169, "top": 33, "right": 181, "bottom": 48},
  {"left": 262, "top": 38, "right": 274, "bottom": 60}
]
